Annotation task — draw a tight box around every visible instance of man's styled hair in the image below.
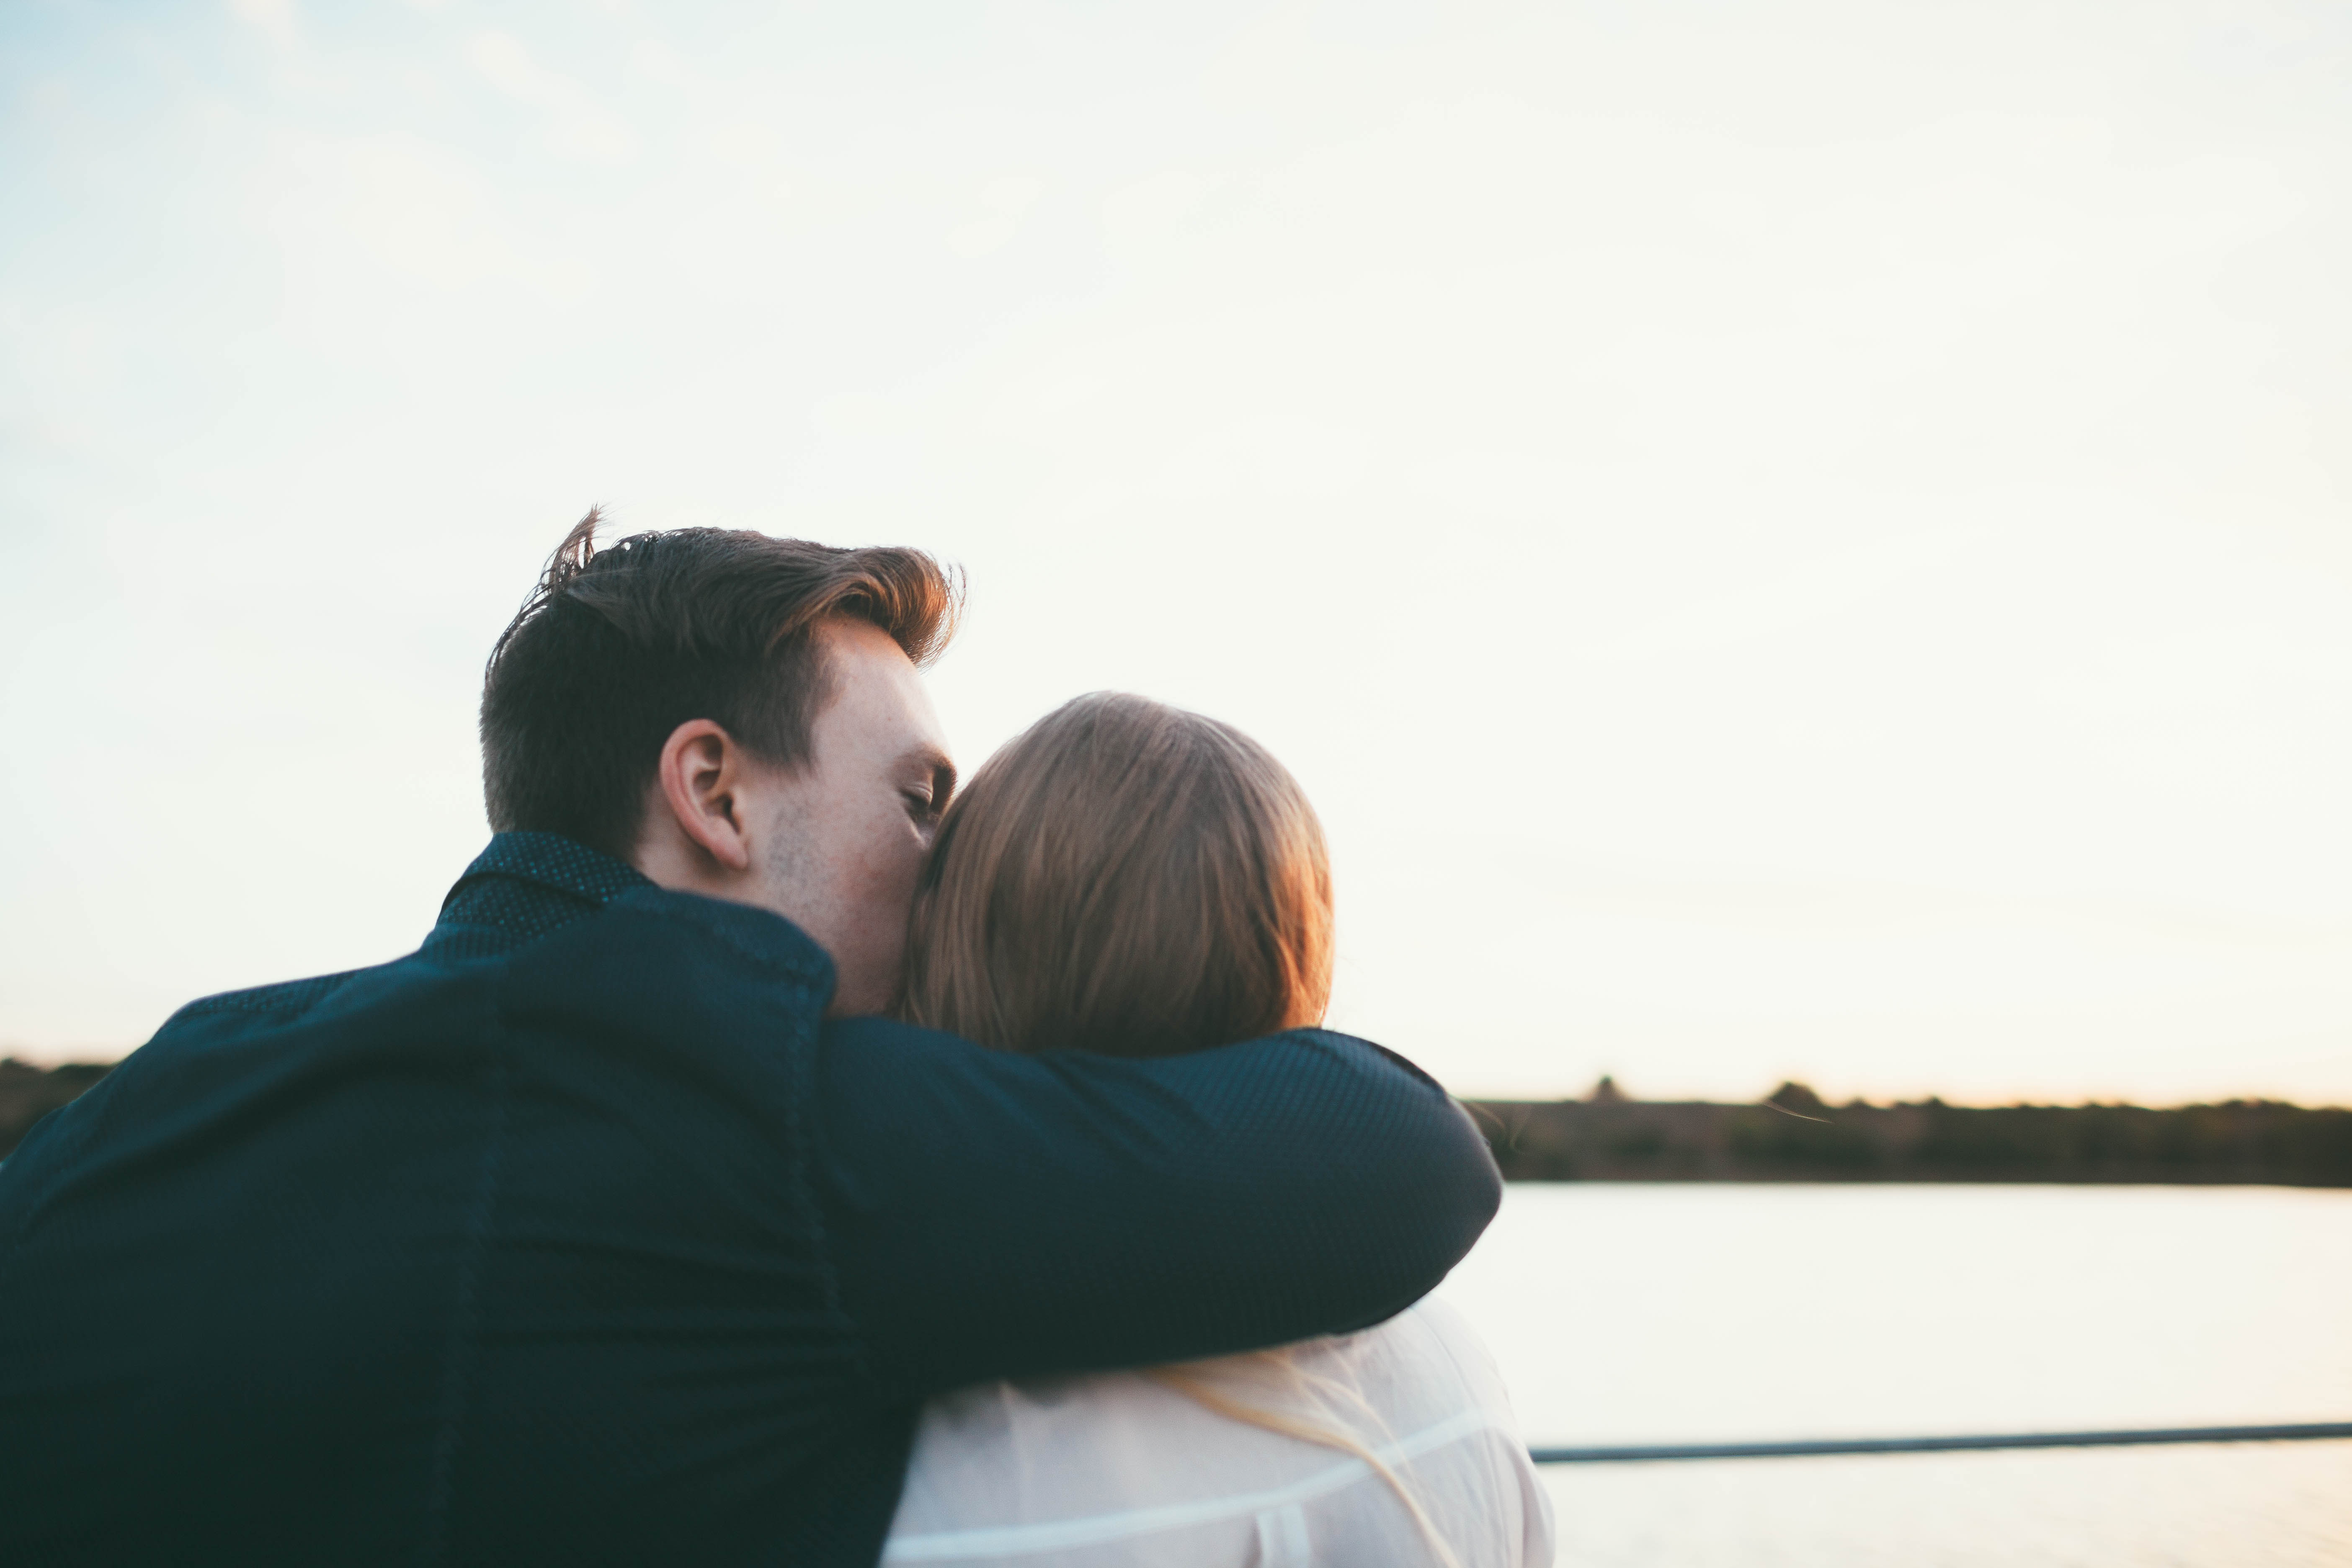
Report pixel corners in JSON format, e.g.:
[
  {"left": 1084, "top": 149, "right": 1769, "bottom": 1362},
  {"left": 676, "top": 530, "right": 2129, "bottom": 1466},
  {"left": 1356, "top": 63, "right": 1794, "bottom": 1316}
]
[{"left": 480, "top": 508, "right": 959, "bottom": 859}]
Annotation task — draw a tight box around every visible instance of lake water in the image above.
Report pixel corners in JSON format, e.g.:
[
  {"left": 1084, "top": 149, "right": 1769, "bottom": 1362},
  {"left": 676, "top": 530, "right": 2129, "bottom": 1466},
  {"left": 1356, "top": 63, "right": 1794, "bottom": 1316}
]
[{"left": 1431, "top": 1184, "right": 2352, "bottom": 1566}]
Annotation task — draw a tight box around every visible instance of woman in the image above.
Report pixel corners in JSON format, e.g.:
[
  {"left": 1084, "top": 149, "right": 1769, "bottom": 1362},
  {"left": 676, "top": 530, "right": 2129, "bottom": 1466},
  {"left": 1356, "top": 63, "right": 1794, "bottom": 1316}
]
[{"left": 880, "top": 693, "right": 1554, "bottom": 1568}]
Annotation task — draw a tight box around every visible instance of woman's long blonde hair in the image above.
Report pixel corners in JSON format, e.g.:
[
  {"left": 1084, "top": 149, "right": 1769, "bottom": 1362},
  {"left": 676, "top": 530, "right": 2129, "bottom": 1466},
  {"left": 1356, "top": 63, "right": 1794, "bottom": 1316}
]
[
  {"left": 899, "top": 692, "right": 1460, "bottom": 1566},
  {"left": 900, "top": 691, "right": 1333, "bottom": 1056}
]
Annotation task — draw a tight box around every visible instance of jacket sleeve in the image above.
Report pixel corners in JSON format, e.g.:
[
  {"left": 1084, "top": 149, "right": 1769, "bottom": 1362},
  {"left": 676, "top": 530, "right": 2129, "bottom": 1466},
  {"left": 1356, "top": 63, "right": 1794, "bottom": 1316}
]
[{"left": 807, "top": 1020, "right": 1503, "bottom": 1400}]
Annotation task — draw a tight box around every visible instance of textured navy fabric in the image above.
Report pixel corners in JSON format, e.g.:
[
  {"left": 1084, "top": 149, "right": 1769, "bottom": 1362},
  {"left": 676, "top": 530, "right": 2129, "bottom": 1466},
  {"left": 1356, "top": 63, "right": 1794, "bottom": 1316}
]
[{"left": 0, "top": 833, "right": 1501, "bottom": 1567}]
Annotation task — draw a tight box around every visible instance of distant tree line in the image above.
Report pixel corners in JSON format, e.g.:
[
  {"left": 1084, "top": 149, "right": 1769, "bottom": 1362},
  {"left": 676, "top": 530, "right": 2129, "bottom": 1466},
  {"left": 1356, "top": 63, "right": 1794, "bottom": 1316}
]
[
  {"left": 9, "top": 1059, "right": 2350, "bottom": 1183},
  {"left": 1466, "top": 1081, "right": 2352, "bottom": 1186}
]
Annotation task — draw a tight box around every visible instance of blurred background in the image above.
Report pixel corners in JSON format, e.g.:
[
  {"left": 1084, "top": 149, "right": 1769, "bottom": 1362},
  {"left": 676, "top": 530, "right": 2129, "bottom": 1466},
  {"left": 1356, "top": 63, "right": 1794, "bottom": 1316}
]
[
  {"left": 9, "top": 1, "right": 2350, "bottom": 1106},
  {"left": 6, "top": 5, "right": 2351, "bottom": 1561}
]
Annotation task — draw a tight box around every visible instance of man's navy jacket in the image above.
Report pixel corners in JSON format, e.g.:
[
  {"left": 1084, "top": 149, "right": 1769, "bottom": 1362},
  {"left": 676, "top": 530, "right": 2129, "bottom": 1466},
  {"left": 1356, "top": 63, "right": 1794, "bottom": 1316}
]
[{"left": 0, "top": 833, "right": 1501, "bottom": 1565}]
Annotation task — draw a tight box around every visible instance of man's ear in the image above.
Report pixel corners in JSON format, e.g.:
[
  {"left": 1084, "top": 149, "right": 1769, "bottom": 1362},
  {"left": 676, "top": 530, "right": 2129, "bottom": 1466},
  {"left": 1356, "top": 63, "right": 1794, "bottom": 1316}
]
[{"left": 655, "top": 719, "right": 754, "bottom": 872}]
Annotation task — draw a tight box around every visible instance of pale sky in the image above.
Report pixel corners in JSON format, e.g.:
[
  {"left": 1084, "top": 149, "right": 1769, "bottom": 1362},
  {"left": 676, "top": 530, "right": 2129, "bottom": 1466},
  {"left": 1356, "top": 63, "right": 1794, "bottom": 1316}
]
[{"left": 5, "top": 0, "right": 2349, "bottom": 1106}]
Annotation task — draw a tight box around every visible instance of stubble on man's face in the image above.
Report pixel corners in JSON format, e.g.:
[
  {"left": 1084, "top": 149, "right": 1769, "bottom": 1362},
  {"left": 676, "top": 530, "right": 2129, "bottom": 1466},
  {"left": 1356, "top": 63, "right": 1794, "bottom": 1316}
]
[{"left": 753, "top": 619, "right": 955, "bottom": 1016}]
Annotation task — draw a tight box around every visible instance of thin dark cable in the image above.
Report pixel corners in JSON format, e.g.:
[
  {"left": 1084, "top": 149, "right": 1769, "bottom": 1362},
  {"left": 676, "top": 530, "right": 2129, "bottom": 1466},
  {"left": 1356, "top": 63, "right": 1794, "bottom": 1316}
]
[{"left": 1530, "top": 1420, "right": 2352, "bottom": 1463}]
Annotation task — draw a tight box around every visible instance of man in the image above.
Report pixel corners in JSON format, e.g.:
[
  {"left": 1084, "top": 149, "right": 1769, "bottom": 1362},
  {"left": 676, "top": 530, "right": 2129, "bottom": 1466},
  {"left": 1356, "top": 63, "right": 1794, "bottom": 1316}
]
[{"left": 0, "top": 513, "right": 1501, "bottom": 1565}]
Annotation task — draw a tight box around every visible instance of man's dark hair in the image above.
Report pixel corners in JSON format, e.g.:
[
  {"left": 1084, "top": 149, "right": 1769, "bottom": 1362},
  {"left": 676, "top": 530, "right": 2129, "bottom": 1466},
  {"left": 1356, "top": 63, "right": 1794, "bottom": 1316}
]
[{"left": 480, "top": 508, "right": 960, "bottom": 859}]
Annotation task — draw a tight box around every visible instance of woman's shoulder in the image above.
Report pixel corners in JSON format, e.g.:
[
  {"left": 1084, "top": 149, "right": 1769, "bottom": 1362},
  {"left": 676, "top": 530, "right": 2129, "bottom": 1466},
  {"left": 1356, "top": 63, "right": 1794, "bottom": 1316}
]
[
  {"left": 890, "top": 1302, "right": 1549, "bottom": 1565},
  {"left": 1335, "top": 1292, "right": 1488, "bottom": 1356},
  {"left": 1296, "top": 1296, "right": 1516, "bottom": 1414}
]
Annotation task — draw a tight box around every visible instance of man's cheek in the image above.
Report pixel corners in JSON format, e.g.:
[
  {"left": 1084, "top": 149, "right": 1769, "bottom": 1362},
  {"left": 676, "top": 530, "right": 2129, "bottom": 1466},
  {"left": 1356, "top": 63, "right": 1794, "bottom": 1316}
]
[{"left": 854, "top": 809, "right": 925, "bottom": 901}]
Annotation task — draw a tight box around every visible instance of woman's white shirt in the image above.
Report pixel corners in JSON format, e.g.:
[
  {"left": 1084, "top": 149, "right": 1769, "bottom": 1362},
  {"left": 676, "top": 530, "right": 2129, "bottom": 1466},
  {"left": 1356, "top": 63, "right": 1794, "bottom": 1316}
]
[{"left": 882, "top": 1298, "right": 1555, "bottom": 1568}]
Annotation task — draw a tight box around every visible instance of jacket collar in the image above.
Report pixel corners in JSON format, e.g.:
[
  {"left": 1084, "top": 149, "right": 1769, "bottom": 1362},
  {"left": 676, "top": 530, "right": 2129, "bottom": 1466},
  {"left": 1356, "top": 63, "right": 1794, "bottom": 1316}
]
[
  {"left": 427, "top": 832, "right": 655, "bottom": 957},
  {"left": 428, "top": 835, "right": 838, "bottom": 1001},
  {"left": 445, "top": 831, "right": 652, "bottom": 908}
]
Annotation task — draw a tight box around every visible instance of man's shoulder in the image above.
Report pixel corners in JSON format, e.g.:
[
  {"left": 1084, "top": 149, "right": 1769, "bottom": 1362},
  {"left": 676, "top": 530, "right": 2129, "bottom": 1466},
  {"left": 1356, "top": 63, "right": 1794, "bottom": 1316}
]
[
  {"left": 13, "top": 886, "right": 843, "bottom": 1207},
  {"left": 150, "top": 938, "right": 494, "bottom": 1047},
  {"left": 157, "top": 967, "right": 378, "bottom": 1033},
  {"left": 149, "top": 883, "right": 836, "bottom": 1040}
]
